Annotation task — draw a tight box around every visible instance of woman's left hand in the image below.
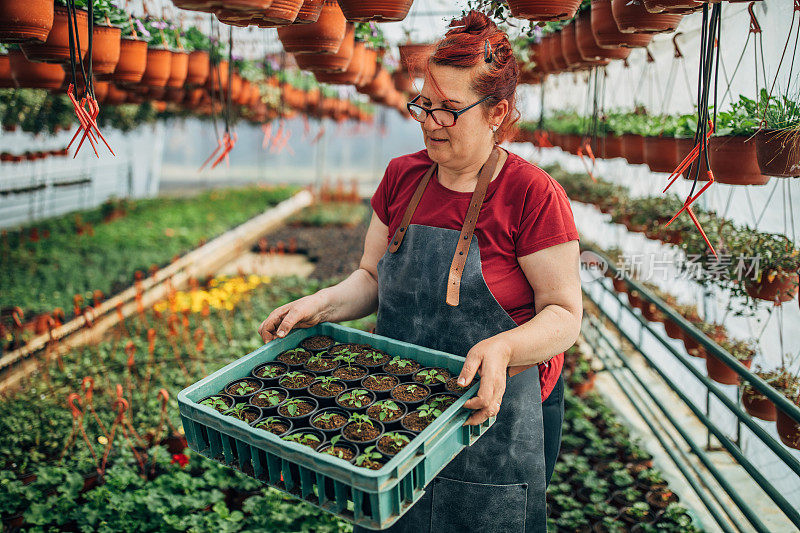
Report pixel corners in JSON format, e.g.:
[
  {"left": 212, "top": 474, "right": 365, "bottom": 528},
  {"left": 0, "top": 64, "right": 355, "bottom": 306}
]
[{"left": 457, "top": 336, "right": 512, "bottom": 426}]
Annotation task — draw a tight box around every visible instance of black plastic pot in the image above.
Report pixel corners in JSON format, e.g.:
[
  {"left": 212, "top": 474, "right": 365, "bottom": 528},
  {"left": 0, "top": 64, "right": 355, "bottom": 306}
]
[
  {"left": 248, "top": 386, "right": 289, "bottom": 413},
  {"left": 276, "top": 347, "right": 313, "bottom": 369},
  {"left": 400, "top": 410, "right": 437, "bottom": 434},
  {"left": 299, "top": 334, "right": 335, "bottom": 353},
  {"left": 309, "top": 407, "right": 351, "bottom": 439},
  {"left": 382, "top": 357, "right": 421, "bottom": 382},
  {"left": 342, "top": 419, "right": 385, "bottom": 449},
  {"left": 277, "top": 371, "right": 316, "bottom": 393},
  {"left": 390, "top": 382, "right": 431, "bottom": 410},
  {"left": 360, "top": 373, "right": 400, "bottom": 399},
  {"left": 316, "top": 441, "right": 359, "bottom": 464},
  {"left": 307, "top": 378, "right": 348, "bottom": 407},
  {"left": 335, "top": 388, "right": 376, "bottom": 413},
  {"left": 250, "top": 414, "right": 293, "bottom": 437},
  {"left": 251, "top": 361, "right": 289, "bottom": 386},
  {"left": 281, "top": 428, "right": 326, "bottom": 450},
  {"left": 412, "top": 367, "right": 451, "bottom": 394},
  {"left": 427, "top": 392, "right": 459, "bottom": 412},
  {"left": 375, "top": 430, "right": 416, "bottom": 457},
  {"left": 354, "top": 348, "right": 392, "bottom": 369},
  {"left": 224, "top": 378, "right": 264, "bottom": 402},
  {"left": 277, "top": 396, "right": 320, "bottom": 425},
  {"left": 303, "top": 354, "right": 340, "bottom": 376},
  {"left": 331, "top": 363, "right": 370, "bottom": 387},
  {"left": 223, "top": 404, "right": 263, "bottom": 425},
  {"left": 366, "top": 398, "right": 407, "bottom": 430},
  {"left": 197, "top": 393, "right": 235, "bottom": 413}
]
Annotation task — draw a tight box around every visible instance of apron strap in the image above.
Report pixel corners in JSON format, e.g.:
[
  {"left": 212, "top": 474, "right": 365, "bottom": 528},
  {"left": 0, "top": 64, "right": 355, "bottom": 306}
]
[
  {"left": 388, "top": 162, "right": 438, "bottom": 253},
  {"left": 446, "top": 147, "right": 500, "bottom": 306}
]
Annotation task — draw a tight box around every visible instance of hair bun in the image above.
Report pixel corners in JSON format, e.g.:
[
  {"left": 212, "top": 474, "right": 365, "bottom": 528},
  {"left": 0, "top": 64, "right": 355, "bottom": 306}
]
[{"left": 447, "top": 10, "right": 494, "bottom": 37}]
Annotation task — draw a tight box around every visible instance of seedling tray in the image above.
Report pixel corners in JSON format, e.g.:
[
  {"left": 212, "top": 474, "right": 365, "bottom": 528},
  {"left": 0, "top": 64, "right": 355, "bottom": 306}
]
[{"left": 177, "top": 322, "right": 495, "bottom": 530}]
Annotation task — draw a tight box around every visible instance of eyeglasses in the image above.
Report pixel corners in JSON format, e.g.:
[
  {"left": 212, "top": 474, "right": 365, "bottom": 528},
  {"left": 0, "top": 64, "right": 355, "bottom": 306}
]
[{"left": 406, "top": 94, "right": 492, "bottom": 127}]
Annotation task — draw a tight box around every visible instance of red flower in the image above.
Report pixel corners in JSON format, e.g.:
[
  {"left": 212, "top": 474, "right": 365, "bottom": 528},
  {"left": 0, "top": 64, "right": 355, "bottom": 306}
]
[{"left": 171, "top": 453, "right": 189, "bottom": 468}]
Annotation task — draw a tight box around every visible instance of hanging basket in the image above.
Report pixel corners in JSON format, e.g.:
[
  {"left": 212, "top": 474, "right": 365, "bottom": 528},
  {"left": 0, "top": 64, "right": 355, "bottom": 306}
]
[
  {"left": 105, "top": 83, "right": 128, "bottom": 105},
  {"left": 603, "top": 135, "right": 624, "bottom": 159},
  {"left": 708, "top": 136, "right": 770, "bottom": 185},
  {"left": 663, "top": 318, "right": 683, "bottom": 340},
  {"left": 776, "top": 408, "right": 800, "bottom": 450},
  {"left": 140, "top": 48, "right": 173, "bottom": 88},
  {"left": 113, "top": 37, "right": 148, "bottom": 85},
  {"left": 742, "top": 386, "right": 777, "bottom": 422},
  {"left": 753, "top": 128, "right": 800, "bottom": 178},
  {"left": 294, "top": 0, "right": 324, "bottom": 23},
  {"left": 207, "top": 60, "right": 231, "bottom": 93},
  {"left": 392, "top": 69, "right": 414, "bottom": 93},
  {"left": 507, "top": 0, "right": 581, "bottom": 21},
  {"left": 547, "top": 33, "right": 570, "bottom": 73},
  {"left": 186, "top": 50, "right": 210, "bottom": 86},
  {"left": 91, "top": 25, "right": 122, "bottom": 79},
  {"left": 313, "top": 38, "right": 364, "bottom": 84},
  {"left": 591, "top": 0, "right": 653, "bottom": 48},
  {"left": 357, "top": 48, "right": 379, "bottom": 86},
  {"left": 253, "top": 0, "right": 304, "bottom": 27},
  {"left": 336, "top": 0, "right": 413, "bottom": 22},
  {"left": 705, "top": 354, "right": 751, "bottom": 386},
  {"left": 644, "top": 136, "right": 679, "bottom": 173},
  {"left": 622, "top": 134, "right": 645, "bottom": 165},
  {"left": 20, "top": 6, "right": 88, "bottom": 63},
  {"left": 8, "top": 50, "right": 65, "bottom": 89},
  {"left": 0, "top": 54, "right": 13, "bottom": 88},
  {"left": 167, "top": 51, "right": 190, "bottom": 88},
  {"left": 278, "top": 0, "right": 346, "bottom": 54},
  {"left": 293, "top": 22, "right": 354, "bottom": 72},
  {"left": 0, "top": 0, "right": 53, "bottom": 43},
  {"left": 611, "top": 0, "right": 682, "bottom": 34},
  {"left": 643, "top": 0, "right": 703, "bottom": 14},
  {"left": 576, "top": 10, "right": 630, "bottom": 62},
  {"left": 744, "top": 270, "right": 799, "bottom": 303},
  {"left": 561, "top": 23, "right": 590, "bottom": 70}
]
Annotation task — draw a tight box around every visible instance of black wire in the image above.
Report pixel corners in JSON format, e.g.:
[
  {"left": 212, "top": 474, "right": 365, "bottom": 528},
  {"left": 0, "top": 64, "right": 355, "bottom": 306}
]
[
  {"left": 87, "top": 0, "right": 93, "bottom": 99},
  {"left": 226, "top": 26, "right": 233, "bottom": 135},
  {"left": 66, "top": 0, "right": 78, "bottom": 100}
]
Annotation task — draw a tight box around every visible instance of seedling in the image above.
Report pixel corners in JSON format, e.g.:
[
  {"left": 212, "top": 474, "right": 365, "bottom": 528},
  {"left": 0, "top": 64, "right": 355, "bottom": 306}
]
[
  {"left": 315, "top": 376, "right": 340, "bottom": 390},
  {"left": 623, "top": 502, "right": 650, "bottom": 519},
  {"left": 230, "top": 381, "right": 259, "bottom": 395},
  {"left": 282, "top": 398, "right": 308, "bottom": 417},
  {"left": 320, "top": 435, "right": 349, "bottom": 459},
  {"left": 348, "top": 413, "right": 375, "bottom": 433},
  {"left": 355, "top": 445, "right": 383, "bottom": 467},
  {"left": 417, "top": 402, "right": 443, "bottom": 420},
  {"left": 383, "top": 432, "right": 411, "bottom": 448},
  {"left": 280, "top": 348, "right": 309, "bottom": 363},
  {"left": 225, "top": 403, "right": 249, "bottom": 418},
  {"left": 387, "top": 356, "right": 414, "bottom": 370},
  {"left": 313, "top": 411, "right": 345, "bottom": 427},
  {"left": 282, "top": 432, "right": 321, "bottom": 447},
  {"left": 257, "top": 416, "right": 281, "bottom": 428},
  {"left": 338, "top": 389, "right": 371, "bottom": 408},
  {"left": 200, "top": 396, "right": 229, "bottom": 412},
  {"left": 333, "top": 353, "right": 356, "bottom": 368},
  {"left": 254, "top": 389, "right": 283, "bottom": 406},
  {"left": 372, "top": 400, "right": 401, "bottom": 421},
  {"left": 257, "top": 364, "right": 285, "bottom": 378},
  {"left": 360, "top": 350, "right": 387, "bottom": 363},
  {"left": 404, "top": 384, "right": 421, "bottom": 394},
  {"left": 280, "top": 371, "right": 312, "bottom": 388},
  {"left": 415, "top": 369, "right": 447, "bottom": 384}
]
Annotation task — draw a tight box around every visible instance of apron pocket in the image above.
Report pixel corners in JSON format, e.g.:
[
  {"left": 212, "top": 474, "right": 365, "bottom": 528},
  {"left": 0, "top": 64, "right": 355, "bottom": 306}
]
[{"left": 430, "top": 477, "right": 527, "bottom": 533}]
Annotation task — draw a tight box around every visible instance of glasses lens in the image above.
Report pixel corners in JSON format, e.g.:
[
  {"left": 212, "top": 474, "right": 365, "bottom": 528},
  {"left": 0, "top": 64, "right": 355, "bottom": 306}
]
[
  {"left": 407, "top": 104, "right": 426, "bottom": 122},
  {"left": 431, "top": 109, "right": 457, "bottom": 127}
]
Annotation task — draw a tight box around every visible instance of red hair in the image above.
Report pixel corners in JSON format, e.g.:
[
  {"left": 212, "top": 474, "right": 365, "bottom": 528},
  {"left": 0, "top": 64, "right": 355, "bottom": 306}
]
[{"left": 420, "top": 10, "right": 520, "bottom": 142}]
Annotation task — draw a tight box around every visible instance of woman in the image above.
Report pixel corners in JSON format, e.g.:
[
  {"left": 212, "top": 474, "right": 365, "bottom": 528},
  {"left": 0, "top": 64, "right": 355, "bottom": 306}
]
[{"left": 259, "top": 11, "right": 582, "bottom": 533}]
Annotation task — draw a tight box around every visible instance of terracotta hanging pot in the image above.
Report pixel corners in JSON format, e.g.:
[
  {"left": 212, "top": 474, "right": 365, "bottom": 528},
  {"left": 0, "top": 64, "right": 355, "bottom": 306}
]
[
  {"left": 708, "top": 136, "right": 770, "bottom": 185},
  {"left": 0, "top": 54, "right": 13, "bottom": 88},
  {"left": 592, "top": 0, "right": 653, "bottom": 48},
  {"left": 313, "top": 38, "right": 364, "bottom": 84},
  {"left": 8, "top": 50, "right": 65, "bottom": 89},
  {"left": 172, "top": 0, "right": 216, "bottom": 12},
  {"left": 184, "top": 87, "right": 207, "bottom": 109},
  {"left": 21, "top": 6, "right": 88, "bottom": 63},
  {"left": 0, "top": 0, "right": 54, "bottom": 43},
  {"left": 745, "top": 270, "right": 799, "bottom": 303},
  {"left": 336, "top": 0, "right": 413, "bottom": 22},
  {"left": 399, "top": 42, "right": 435, "bottom": 78},
  {"left": 561, "top": 23, "right": 588, "bottom": 70},
  {"left": 215, "top": 10, "right": 255, "bottom": 27},
  {"left": 506, "top": 0, "right": 582, "bottom": 21},
  {"left": 392, "top": 69, "right": 414, "bottom": 93},
  {"left": 742, "top": 387, "right": 777, "bottom": 422},
  {"left": 622, "top": 134, "right": 645, "bottom": 164},
  {"left": 113, "top": 37, "right": 148, "bottom": 85},
  {"left": 293, "top": 22, "right": 354, "bottom": 72},
  {"left": 706, "top": 354, "right": 751, "bottom": 386},
  {"left": 278, "top": 0, "right": 346, "bottom": 54},
  {"left": 140, "top": 48, "right": 172, "bottom": 88},
  {"left": 253, "top": 0, "right": 304, "bottom": 27},
  {"left": 576, "top": 9, "right": 630, "bottom": 61},
  {"left": 776, "top": 408, "right": 800, "bottom": 450},
  {"left": 235, "top": 80, "right": 251, "bottom": 105},
  {"left": 663, "top": 318, "right": 683, "bottom": 340},
  {"left": 105, "top": 83, "right": 128, "bottom": 105},
  {"left": 643, "top": 0, "right": 703, "bottom": 14},
  {"left": 91, "top": 25, "right": 122, "bottom": 79},
  {"left": 167, "top": 51, "right": 190, "bottom": 88},
  {"left": 612, "top": 0, "right": 682, "bottom": 34},
  {"left": 186, "top": 50, "right": 210, "bottom": 86},
  {"left": 294, "top": 0, "right": 324, "bottom": 23},
  {"left": 644, "top": 136, "right": 678, "bottom": 173},
  {"left": 357, "top": 67, "right": 392, "bottom": 100},
  {"left": 358, "top": 48, "right": 378, "bottom": 85},
  {"left": 529, "top": 41, "right": 552, "bottom": 74},
  {"left": 148, "top": 86, "right": 167, "bottom": 101},
  {"left": 754, "top": 129, "right": 800, "bottom": 177},
  {"left": 92, "top": 80, "right": 109, "bottom": 103},
  {"left": 603, "top": 135, "right": 624, "bottom": 158},
  {"left": 207, "top": 60, "right": 230, "bottom": 93},
  {"left": 546, "top": 33, "right": 569, "bottom": 73},
  {"left": 215, "top": 0, "right": 273, "bottom": 13}
]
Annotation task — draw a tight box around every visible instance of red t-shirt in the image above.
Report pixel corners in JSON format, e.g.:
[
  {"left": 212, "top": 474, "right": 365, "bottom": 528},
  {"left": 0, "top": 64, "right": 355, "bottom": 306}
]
[{"left": 371, "top": 149, "right": 580, "bottom": 402}]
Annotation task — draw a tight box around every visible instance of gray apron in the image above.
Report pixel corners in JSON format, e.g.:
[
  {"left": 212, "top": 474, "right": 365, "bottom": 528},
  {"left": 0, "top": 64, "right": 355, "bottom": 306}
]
[{"left": 355, "top": 149, "right": 548, "bottom": 533}]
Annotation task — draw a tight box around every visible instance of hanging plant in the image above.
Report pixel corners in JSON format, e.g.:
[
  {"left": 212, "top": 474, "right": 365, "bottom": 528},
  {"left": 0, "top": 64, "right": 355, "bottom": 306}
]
[
  {"left": 20, "top": 0, "right": 89, "bottom": 64},
  {"left": 337, "top": 0, "right": 413, "bottom": 23},
  {"left": 752, "top": 89, "right": 800, "bottom": 178}
]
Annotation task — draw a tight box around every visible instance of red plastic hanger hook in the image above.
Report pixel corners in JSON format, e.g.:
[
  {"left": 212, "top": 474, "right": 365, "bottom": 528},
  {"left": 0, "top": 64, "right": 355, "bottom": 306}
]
[
  {"left": 125, "top": 341, "right": 135, "bottom": 368},
  {"left": 81, "top": 377, "right": 95, "bottom": 404},
  {"left": 672, "top": 33, "right": 684, "bottom": 59},
  {"left": 748, "top": 2, "right": 762, "bottom": 33},
  {"left": 158, "top": 388, "right": 169, "bottom": 407},
  {"left": 68, "top": 393, "right": 83, "bottom": 419},
  {"left": 11, "top": 307, "right": 24, "bottom": 329}
]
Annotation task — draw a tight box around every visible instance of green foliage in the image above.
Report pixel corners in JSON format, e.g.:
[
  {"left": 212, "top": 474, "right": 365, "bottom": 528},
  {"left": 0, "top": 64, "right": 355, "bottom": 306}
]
[
  {"left": 287, "top": 202, "right": 369, "bottom": 228},
  {"left": 183, "top": 26, "right": 210, "bottom": 53}
]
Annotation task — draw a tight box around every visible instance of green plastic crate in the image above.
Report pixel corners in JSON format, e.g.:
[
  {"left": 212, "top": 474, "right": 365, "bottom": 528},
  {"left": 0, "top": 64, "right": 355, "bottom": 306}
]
[{"left": 177, "top": 322, "right": 496, "bottom": 530}]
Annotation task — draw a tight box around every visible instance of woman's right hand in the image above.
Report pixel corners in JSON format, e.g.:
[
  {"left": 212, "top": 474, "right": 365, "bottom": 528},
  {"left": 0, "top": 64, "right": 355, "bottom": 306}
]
[{"left": 258, "top": 291, "right": 330, "bottom": 343}]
